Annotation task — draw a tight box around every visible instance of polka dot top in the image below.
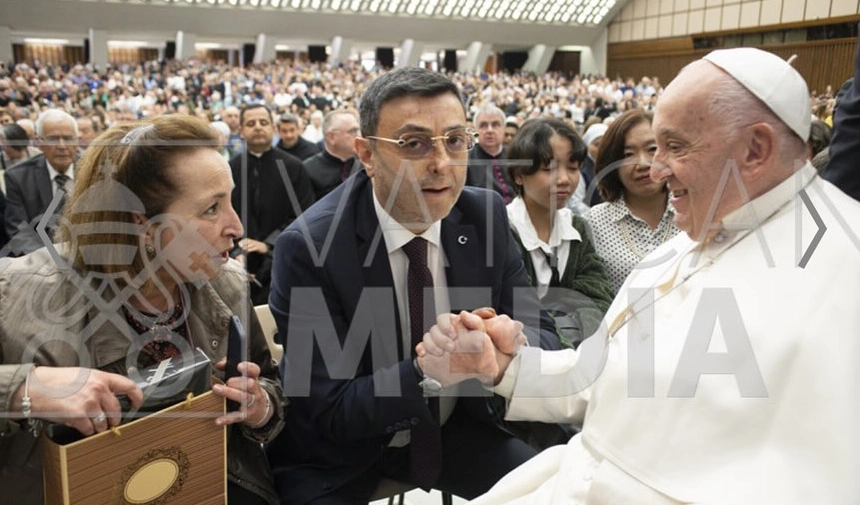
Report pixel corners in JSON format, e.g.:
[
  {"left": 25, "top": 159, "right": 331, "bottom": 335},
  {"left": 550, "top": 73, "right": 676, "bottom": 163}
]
[{"left": 587, "top": 197, "right": 681, "bottom": 294}]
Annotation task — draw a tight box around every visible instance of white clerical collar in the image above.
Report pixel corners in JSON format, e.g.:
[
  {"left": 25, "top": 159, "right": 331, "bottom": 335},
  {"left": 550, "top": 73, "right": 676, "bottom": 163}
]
[{"left": 716, "top": 162, "right": 816, "bottom": 242}]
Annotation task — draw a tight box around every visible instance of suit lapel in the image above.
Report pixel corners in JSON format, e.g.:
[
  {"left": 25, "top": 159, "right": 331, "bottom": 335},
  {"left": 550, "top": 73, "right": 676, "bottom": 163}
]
[
  {"left": 35, "top": 159, "right": 54, "bottom": 211},
  {"left": 353, "top": 174, "right": 404, "bottom": 360},
  {"left": 441, "top": 205, "right": 491, "bottom": 312}
]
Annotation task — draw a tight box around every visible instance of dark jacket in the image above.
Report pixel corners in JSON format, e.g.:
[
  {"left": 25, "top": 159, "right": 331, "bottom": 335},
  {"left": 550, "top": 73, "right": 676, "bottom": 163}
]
[
  {"left": 229, "top": 148, "right": 315, "bottom": 304},
  {"left": 510, "top": 213, "right": 614, "bottom": 346},
  {"left": 277, "top": 136, "right": 322, "bottom": 161},
  {"left": 465, "top": 144, "right": 514, "bottom": 204},
  {"left": 0, "top": 251, "right": 285, "bottom": 505},
  {"left": 3, "top": 154, "right": 60, "bottom": 256},
  {"left": 303, "top": 149, "right": 361, "bottom": 201},
  {"left": 825, "top": 25, "right": 860, "bottom": 201}
]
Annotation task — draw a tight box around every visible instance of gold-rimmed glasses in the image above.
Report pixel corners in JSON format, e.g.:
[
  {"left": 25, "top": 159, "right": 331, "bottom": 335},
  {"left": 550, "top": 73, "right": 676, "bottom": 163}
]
[{"left": 365, "top": 128, "right": 476, "bottom": 159}]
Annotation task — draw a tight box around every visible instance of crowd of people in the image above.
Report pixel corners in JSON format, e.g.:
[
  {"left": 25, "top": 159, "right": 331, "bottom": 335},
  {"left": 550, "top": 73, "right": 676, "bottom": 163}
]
[{"left": 0, "top": 34, "right": 858, "bottom": 505}]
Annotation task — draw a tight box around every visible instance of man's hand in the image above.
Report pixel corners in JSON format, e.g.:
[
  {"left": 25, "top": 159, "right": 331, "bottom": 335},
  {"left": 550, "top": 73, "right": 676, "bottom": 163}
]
[
  {"left": 416, "top": 310, "right": 527, "bottom": 386},
  {"left": 462, "top": 309, "right": 527, "bottom": 356},
  {"left": 416, "top": 313, "right": 499, "bottom": 387},
  {"left": 238, "top": 238, "right": 269, "bottom": 255}
]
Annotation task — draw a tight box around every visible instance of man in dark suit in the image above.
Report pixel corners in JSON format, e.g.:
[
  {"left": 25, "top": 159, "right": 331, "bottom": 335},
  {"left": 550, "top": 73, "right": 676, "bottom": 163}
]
[
  {"left": 266, "top": 67, "right": 560, "bottom": 505},
  {"left": 302, "top": 109, "right": 362, "bottom": 200},
  {"left": 825, "top": 25, "right": 860, "bottom": 201},
  {"left": 229, "top": 104, "right": 315, "bottom": 305},
  {"left": 4, "top": 109, "right": 77, "bottom": 256},
  {"left": 465, "top": 105, "right": 515, "bottom": 204},
  {"left": 276, "top": 112, "right": 321, "bottom": 161}
]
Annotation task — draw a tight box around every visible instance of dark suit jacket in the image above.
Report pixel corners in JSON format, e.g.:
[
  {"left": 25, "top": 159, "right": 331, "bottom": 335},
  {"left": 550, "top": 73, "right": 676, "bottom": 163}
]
[
  {"left": 303, "top": 149, "right": 362, "bottom": 201},
  {"left": 265, "top": 170, "right": 559, "bottom": 504},
  {"left": 277, "top": 136, "right": 322, "bottom": 161},
  {"left": 229, "top": 148, "right": 315, "bottom": 303},
  {"left": 3, "top": 154, "right": 60, "bottom": 256},
  {"left": 825, "top": 25, "right": 860, "bottom": 202},
  {"left": 0, "top": 190, "right": 8, "bottom": 250},
  {"left": 465, "top": 144, "right": 514, "bottom": 203}
]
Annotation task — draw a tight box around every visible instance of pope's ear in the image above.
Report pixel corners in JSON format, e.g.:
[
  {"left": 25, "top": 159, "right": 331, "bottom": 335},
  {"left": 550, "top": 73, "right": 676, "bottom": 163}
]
[{"left": 742, "top": 122, "right": 775, "bottom": 179}]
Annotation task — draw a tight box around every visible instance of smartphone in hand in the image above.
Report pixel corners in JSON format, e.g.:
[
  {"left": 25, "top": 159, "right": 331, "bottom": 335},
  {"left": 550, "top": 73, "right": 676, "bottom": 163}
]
[{"left": 225, "top": 315, "right": 246, "bottom": 410}]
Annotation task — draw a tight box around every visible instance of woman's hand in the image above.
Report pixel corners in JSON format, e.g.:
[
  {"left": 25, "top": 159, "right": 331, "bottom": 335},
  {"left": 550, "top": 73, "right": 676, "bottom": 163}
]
[
  {"left": 212, "top": 360, "right": 273, "bottom": 428},
  {"left": 13, "top": 367, "right": 144, "bottom": 436}
]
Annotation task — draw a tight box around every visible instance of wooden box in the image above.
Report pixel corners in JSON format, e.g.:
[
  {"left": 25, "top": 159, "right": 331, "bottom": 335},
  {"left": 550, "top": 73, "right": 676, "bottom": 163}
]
[{"left": 42, "top": 390, "right": 226, "bottom": 505}]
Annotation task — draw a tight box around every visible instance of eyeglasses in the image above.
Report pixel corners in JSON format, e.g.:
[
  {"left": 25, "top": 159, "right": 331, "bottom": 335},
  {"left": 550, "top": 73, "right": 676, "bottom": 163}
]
[
  {"left": 331, "top": 127, "right": 360, "bottom": 136},
  {"left": 366, "top": 128, "right": 476, "bottom": 159},
  {"left": 41, "top": 135, "right": 76, "bottom": 145}
]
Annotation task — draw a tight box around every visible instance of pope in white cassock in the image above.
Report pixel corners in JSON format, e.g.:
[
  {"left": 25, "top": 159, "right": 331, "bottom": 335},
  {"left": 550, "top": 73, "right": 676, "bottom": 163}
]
[{"left": 418, "top": 46, "right": 860, "bottom": 504}]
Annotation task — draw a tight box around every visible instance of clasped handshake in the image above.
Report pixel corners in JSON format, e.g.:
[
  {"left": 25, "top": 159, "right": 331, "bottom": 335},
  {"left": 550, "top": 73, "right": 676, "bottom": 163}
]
[{"left": 415, "top": 308, "right": 528, "bottom": 388}]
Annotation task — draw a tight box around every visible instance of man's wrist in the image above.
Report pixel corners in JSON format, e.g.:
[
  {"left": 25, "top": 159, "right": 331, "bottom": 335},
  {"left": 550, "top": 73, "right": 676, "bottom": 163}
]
[{"left": 411, "top": 357, "right": 423, "bottom": 380}]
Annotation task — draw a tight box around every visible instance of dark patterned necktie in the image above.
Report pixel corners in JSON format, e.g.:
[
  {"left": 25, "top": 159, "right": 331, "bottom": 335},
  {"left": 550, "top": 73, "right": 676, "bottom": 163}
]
[
  {"left": 492, "top": 162, "right": 511, "bottom": 204},
  {"left": 543, "top": 248, "right": 562, "bottom": 287},
  {"left": 54, "top": 173, "right": 71, "bottom": 195},
  {"left": 401, "top": 237, "right": 442, "bottom": 489}
]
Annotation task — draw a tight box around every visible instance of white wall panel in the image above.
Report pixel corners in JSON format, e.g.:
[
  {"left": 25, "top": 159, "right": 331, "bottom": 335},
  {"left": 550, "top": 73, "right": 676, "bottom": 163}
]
[
  {"left": 632, "top": 18, "right": 647, "bottom": 39},
  {"left": 830, "top": 0, "right": 859, "bottom": 16},
  {"left": 658, "top": 13, "right": 674, "bottom": 36},
  {"left": 704, "top": 6, "right": 722, "bottom": 31},
  {"left": 673, "top": 12, "right": 689, "bottom": 35},
  {"left": 646, "top": 0, "right": 661, "bottom": 17},
  {"left": 609, "top": 21, "right": 622, "bottom": 42},
  {"left": 706, "top": 0, "right": 722, "bottom": 7},
  {"left": 644, "top": 15, "right": 660, "bottom": 38},
  {"left": 759, "top": 0, "right": 783, "bottom": 25},
  {"left": 619, "top": 2, "right": 633, "bottom": 21},
  {"left": 721, "top": 3, "right": 741, "bottom": 29},
  {"left": 739, "top": 1, "right": 762, "bottom": 28},
  {"left": 805, "top": 0, "right": 831, "bottom": 19},
  {"left": 690, "top": 0, "right": 706, "bottom": 9},
  {"left": 633, "top": 0, "right": 648, "bottom": 19},
  {"left": 660, "top": 0, "right": 675, "bottom": 15},
  {"left": 688, "top": 8, "right": 705, "bottom": 33},
  {"left": 781, "top": 0, "right": 806, "bottom": 22},
  {"left": 674, "top": 0, "right": 691, "bottom": 10}
]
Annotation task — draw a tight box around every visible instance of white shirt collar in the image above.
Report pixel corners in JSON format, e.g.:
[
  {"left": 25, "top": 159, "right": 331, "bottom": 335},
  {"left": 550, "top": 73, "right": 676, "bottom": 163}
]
[
  {"left": 46, "top": 160, "right": 74, "bottom": 183},
  {"left": 506, "top": 197, "right": 581, "bottom": 253},
  {"left": 371, "top": 189, "right": 442, "bottom": 252}
]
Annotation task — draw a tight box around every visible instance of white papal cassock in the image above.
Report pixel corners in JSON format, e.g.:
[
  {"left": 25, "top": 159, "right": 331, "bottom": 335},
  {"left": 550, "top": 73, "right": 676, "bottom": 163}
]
[{"left": 473, "top": 164, "right": 860, "bottom": 505}]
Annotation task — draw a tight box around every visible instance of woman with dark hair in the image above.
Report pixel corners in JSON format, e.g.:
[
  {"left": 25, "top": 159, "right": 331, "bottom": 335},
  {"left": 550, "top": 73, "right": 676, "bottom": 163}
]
[
  {"left": 0, "top": 115, "right": 284, "bottom": 505},
  {"left": 586, "top": 109, "right": 680, "bottom": 293},
  {"left": 506, "top": 118, "right": 614, "bottom": 347}
]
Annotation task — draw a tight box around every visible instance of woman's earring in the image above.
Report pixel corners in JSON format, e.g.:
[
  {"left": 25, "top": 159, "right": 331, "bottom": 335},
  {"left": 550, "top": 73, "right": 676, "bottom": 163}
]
[{"left": 145, "top": 244, "right": 156, "bottom": 256}]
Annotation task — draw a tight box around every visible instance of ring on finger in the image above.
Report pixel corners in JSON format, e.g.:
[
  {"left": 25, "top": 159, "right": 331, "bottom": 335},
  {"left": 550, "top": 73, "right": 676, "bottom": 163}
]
[
  {"left": 93, "top": 412, "right": 107, "bottom": 424},
  {"left": 246, "top": 393, "right": 255, "bottom": 408}
]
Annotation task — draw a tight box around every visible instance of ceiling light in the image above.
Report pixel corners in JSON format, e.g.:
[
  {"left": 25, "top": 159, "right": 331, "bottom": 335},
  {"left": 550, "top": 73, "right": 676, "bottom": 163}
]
[
  {"left": 109, "top": 40, "right": 150, "bottom": 48},
  {"left": 23, "top": 38, "right": 70, "bottom": 44}
]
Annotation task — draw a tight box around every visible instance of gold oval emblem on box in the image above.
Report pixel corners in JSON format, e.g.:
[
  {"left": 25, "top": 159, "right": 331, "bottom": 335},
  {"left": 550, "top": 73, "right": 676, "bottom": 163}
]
[
  {"left": 124, "top": 459, "right": 180, "bottom": 503},
  {"left": 120, "top": 446, "right": 189, "bottom": 505}
]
